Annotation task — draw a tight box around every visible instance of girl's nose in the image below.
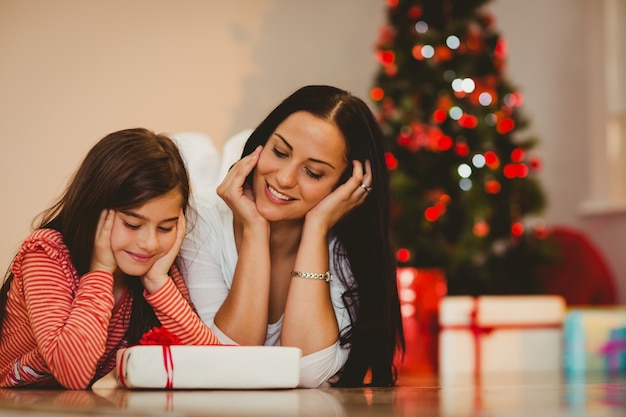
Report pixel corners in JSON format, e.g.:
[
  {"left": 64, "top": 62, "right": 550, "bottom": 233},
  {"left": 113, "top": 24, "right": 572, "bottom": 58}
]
[{"left": 137, "top": 229, "right": 159, "bottom": 252}]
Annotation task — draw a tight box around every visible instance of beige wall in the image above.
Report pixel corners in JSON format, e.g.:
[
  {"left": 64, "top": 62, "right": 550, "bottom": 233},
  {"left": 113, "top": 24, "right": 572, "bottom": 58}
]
[
  {"left": 0, "top": 0, "right": 385, "bottom": 269},
  {"left": 2, "top": 0, "right": 625, "bottom": 303},
  {"left": 490, "top": 0, "right": 626, "bottom": 303}
]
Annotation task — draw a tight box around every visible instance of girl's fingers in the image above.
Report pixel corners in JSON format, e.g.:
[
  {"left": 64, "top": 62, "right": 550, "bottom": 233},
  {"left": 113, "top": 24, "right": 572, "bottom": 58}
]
[
  {"left": 91, "top": 209, "right": 116, "bottom": 273},
  {"left": 174, "top": 210, "right": 186, "bottom": 250}
]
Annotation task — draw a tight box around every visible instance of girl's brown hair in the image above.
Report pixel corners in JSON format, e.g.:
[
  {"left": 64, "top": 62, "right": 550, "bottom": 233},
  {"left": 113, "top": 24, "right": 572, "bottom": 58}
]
[{"left": 0, "top": 128, "right": 191, "bottom": 344}]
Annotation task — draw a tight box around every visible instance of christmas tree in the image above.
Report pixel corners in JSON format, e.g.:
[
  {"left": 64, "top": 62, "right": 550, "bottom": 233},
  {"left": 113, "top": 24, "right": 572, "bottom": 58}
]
[{"left": 371, "top": 0, "right": 556, "bottom": 295}]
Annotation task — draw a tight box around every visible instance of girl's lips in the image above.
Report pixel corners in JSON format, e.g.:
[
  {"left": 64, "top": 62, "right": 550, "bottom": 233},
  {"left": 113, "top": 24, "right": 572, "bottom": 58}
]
[{"left": 126, "top": 251, "right": 154, "bottom": 264}]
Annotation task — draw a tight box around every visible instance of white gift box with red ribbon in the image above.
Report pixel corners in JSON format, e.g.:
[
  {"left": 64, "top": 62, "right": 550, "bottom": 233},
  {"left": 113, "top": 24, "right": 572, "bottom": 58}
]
[
  {"left": 438, "top": 295, "right": 566, "bottom": 377},
  {"left": 116, "top": 345, "right": 301, "bottom": 389}
]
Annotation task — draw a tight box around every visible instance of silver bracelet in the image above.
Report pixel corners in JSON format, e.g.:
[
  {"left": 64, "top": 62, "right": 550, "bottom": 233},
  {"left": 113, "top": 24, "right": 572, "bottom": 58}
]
[{"left": 291, "top": 270, "right": 333, "bottom": 283}]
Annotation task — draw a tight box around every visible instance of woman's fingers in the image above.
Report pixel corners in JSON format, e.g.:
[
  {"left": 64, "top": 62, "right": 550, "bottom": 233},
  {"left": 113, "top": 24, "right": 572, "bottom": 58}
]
[
  {"left": 306, "top": 160, "right": 373, "bottom": 230},
  {"left": 217, "top": 146, "right": 262, "bottom": 199}
]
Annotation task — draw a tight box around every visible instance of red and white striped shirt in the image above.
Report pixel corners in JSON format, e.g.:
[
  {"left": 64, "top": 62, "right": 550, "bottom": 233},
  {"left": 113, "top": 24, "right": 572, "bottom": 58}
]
[{"left": 0, "top": 228, "right": 219, "bottom": 389}]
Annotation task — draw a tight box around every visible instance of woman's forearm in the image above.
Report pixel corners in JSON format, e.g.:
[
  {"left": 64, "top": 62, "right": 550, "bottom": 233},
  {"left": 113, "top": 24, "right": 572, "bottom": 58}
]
[
  {"left": 214, "top": 225, "right": 271, "bottom": 344},
  {"left": 281, "top": 224, "right": 339, "bottom": 355}
]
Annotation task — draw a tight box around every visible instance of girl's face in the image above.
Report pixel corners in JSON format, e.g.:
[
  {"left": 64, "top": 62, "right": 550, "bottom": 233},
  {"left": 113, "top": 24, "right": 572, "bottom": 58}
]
[
  {"left": 110, "top": 190, "right": 183, "bottom": 277},
  {"left": 252, "top": 111, "right": 349, "bottom": 222}
]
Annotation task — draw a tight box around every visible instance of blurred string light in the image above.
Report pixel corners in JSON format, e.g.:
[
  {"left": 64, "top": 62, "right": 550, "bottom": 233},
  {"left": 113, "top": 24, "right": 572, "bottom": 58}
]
[
  {"left": 415, "top": 21, "right": 428, "bottom": 33},
  {"left": 473, "top": 219, "right": 489, "bottom": 237},
  {"left": 457, "top": 163, "right": 472, "bottom": 178},
  {"left": 472, "top": 153, "right": 486, "bottom": 168},
  {"left": 449, "top": 106, "right": 463, "bottom": 120},
  {"left": 446, "top": 35, "right": 460, "bottom": 49},
  {"left": 459, "top": 178, "right": 472, "bottom": 191},
  {"left": 457, "top": 163, "right": 473, "bottom": 191},
  {"left": 452, "top": 78, "right": 476, "bottom": 93},
  {"left": 478, "top": 92, "right": 493, "bottom": 106},
  {"left": 421, "top": 45, "right": 434, "bottom": 59},
  {"left": 396, "top": 247, "right": 411, "bottom": 262}
]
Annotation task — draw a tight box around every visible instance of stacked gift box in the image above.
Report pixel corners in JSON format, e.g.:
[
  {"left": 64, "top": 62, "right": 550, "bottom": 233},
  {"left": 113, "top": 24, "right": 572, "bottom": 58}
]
[
  {"left": 563, "top": 307, "right": 626, "bottom": 374},
  {"left": 438, "top": 295, "right": 566, "bottom": 383},
  {"left": 436, "top": 294, "right": 626, "bottom": 382}
]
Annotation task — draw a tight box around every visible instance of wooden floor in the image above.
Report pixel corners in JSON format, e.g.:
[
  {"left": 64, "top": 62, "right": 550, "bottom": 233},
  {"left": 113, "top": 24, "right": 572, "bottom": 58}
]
[{"left": 0, "top": 372, "right": 624, "bottom": 416}]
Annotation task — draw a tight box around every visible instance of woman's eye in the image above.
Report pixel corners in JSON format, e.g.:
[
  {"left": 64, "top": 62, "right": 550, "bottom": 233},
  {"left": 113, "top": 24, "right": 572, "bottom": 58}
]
[
  {"left": 123, "top": 221, "right": 140, "bottom": 230},
  {"left": 306, "top": 169, "right": 323, "bottom": 180},
  {"left": 271, "top": 146, "right": 288, "bottom": 158},
  {"left": 158, "top": 226, "right": 174, "bottom": 233}
]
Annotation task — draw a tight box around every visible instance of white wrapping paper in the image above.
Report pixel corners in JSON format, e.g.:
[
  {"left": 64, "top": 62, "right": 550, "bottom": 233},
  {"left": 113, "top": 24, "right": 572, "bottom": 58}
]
[
  {"left": 438, "top": 295, "right": 565, "bottom": 377},
  {"left": 116, "top": 345, "right": 301, "bottom": 389}
]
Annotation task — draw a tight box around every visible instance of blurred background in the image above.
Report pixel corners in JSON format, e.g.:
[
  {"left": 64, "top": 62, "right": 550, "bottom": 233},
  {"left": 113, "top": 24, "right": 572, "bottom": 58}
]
[{"left": 1, "top": 0, "right": 624, "bottom": 303}]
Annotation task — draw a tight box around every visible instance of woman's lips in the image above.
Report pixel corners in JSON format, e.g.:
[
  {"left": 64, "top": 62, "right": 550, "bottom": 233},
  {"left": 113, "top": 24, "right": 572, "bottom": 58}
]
[{"left": 265, "top": 183, "right": 295, "bottom": 204}]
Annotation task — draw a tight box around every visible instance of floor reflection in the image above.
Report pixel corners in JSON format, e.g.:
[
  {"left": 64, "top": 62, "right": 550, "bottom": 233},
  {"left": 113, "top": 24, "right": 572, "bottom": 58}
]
[{"left": 0, "top": 372, "right": 624, "bottom": 417}]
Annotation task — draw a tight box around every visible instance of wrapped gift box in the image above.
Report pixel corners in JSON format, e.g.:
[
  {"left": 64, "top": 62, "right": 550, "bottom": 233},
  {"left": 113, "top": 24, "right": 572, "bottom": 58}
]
[
  {"left": 116, "top": 345, "right": 301, "bottom": 389},
  {"left": 396, "top": 267, "right": 447, "bottom": 376},
  {"left": 563, "top": 308, "right": 626, "bottom": 374},
  {"left": 438, "top": 295, "right": 565, "bottom": 378}
]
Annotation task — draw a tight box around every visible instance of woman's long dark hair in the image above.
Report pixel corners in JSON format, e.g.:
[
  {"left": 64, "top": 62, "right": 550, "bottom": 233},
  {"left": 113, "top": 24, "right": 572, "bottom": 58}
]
[
  {"left": 242, "top": 85, "right": 405, "bottom": 387},
  {"left": 0, "top": 128, "right": 191, "bottom": 345}
]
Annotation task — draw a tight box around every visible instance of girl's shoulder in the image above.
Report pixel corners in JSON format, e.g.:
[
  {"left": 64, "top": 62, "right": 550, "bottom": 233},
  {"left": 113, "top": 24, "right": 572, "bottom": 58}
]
[
  {"left": 13, "top": 229, "right": 71, "bottom": 267},
  {"left": 22, "top": 228, "right": 66, "bottom": 248}
]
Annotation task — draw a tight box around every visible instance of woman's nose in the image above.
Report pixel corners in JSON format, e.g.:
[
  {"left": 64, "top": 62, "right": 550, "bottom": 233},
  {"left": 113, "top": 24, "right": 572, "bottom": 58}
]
[{"left": 275, "top": 163, "right": 298, "bottom": 189}]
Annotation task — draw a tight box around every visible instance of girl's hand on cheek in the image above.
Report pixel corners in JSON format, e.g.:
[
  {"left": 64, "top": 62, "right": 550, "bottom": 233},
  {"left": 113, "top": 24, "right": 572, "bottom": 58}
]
[
  {"left": 91, "top": 209, "right": 117, "bottom": 274},
  {"left": 306, "top": 160, "right": 372, "bottom": 230},
  {"left": 141, "top": 210, "right": 186, "bottom": 293}
]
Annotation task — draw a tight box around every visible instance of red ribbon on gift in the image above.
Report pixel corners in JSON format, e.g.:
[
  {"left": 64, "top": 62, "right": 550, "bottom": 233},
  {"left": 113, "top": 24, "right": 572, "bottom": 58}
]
[
  {"left": 117, "top": 326, "right": 181, "bottom": 389},
  {"left": 441, "top": 297, "right": 562, "bottom": 380},
  {"left": 139, "top": 326, "right": 180, "bottom": 389},
  {"left": 162, "top": 345, "right": 174, "bottom": 389},
  {"left": 116, "top": 345, "right": 175, "bottom": 389}
]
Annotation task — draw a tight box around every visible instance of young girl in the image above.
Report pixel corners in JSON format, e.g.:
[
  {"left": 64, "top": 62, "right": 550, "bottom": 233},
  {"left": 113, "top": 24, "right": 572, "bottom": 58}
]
[
  {"left": 179, "top": 85, "right": 405, "bottom": 388},
  {"left": 0, "top": 128, "right": 219, "bottom": 389}
]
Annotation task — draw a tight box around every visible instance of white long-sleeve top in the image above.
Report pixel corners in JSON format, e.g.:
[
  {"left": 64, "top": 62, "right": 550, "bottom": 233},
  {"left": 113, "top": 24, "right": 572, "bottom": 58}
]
[{"left": 178, "top": 193, "right": 353, "bottom": 388}]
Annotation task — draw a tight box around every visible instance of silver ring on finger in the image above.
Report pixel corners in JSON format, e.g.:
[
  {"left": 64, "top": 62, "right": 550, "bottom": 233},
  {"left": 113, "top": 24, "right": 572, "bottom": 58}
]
[{"left": 360, "top": 183, "right": 372, "bottom": 192}]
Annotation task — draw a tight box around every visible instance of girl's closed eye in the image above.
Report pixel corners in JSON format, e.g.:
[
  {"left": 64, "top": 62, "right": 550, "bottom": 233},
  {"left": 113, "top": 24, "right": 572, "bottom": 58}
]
[
  {"left": 158, "top": 225, "right": 174, "bottom": 233},
  {"left": 123, "top": 221, "right": 140, "bottom": 230}
]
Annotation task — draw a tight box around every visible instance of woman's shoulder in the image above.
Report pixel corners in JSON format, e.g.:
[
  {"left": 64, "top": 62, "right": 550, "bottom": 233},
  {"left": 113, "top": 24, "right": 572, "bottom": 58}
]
[
  {"left": 189, "top": 192, "right": 232, "bottom": 228},
  {"left": 191, "top": 191, "right": 228, "bottom": 211}
]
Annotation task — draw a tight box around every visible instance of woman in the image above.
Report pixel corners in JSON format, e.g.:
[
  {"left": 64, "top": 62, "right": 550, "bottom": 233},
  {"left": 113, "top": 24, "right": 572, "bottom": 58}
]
[{"left": 180, "top": 85, "right": 404, "bottom": 387}]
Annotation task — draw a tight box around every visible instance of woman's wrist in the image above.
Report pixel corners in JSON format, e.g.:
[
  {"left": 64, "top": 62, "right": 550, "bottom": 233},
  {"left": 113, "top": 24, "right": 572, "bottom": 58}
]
[{"left": 301, "top": 219, "right": 330, "bottom": 241}]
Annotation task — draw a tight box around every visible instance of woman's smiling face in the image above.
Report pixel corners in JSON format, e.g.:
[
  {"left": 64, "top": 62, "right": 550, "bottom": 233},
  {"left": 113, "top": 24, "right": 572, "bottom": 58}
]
[{"left": 252, "top": 111, "right": 349, "bottom": 223}]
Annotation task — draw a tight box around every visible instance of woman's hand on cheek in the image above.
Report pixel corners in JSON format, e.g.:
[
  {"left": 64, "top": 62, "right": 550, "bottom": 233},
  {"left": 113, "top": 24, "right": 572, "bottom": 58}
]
[
  {"left": 141, "top": 210, "right": 186, "bottom": 293},
  {"left": 305, "top": 160, "right": 372, "bottom": 230},
  {"left": 90, "top": 209, "right": 117, "bottom": 274},
  {"left": 217, "top": 146, "right": 267, "bottom": 227}
]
